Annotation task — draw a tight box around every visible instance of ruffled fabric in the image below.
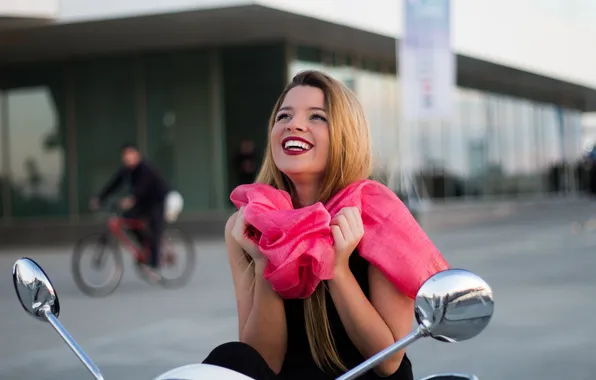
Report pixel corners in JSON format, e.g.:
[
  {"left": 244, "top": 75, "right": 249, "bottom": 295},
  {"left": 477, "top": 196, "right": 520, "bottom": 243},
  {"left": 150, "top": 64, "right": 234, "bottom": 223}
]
[{"left": 230, "top": 179, "right": 449, "bottom": 299}]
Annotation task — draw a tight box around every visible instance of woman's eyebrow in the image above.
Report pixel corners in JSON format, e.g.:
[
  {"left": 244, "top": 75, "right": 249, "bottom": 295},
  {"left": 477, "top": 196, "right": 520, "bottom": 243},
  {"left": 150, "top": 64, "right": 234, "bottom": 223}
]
[{"left": 278, "top": 106, "right": 326, "bottom": 112}]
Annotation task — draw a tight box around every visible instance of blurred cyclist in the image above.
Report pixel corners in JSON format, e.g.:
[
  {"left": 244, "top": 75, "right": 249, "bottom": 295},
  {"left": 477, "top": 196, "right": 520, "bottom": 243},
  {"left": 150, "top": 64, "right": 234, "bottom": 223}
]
[{"left": 90, "top": 143, "right": 170, "bottom": 283}]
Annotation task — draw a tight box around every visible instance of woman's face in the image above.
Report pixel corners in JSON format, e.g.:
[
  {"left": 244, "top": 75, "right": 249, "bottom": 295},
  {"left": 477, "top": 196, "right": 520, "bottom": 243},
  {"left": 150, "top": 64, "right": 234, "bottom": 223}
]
[{"left": 271, "top": 86, "right": 330, "bottom": 182}]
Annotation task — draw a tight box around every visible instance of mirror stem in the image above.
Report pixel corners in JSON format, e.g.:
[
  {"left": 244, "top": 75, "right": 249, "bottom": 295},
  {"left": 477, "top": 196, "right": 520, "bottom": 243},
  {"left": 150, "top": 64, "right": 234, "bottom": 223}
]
[
  {"left": 41, "top": 306, "right": 105, "bottom": 380},
  {"left": 336, "top": 326, "right": 426, "bottom": 380}
]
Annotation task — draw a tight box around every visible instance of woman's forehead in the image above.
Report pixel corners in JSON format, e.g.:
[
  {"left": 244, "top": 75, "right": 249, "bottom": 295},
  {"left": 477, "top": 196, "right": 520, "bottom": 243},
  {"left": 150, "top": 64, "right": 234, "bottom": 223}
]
[{"left": 281, "top": 86, "right": 325, "bottom": 109}]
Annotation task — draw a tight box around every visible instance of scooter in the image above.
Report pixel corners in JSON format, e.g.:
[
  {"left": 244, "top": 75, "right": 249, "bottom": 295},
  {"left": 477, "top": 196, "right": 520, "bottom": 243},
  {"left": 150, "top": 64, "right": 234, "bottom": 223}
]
[{"left": 12, "top": 257, "right": 493, "bottom": 380}]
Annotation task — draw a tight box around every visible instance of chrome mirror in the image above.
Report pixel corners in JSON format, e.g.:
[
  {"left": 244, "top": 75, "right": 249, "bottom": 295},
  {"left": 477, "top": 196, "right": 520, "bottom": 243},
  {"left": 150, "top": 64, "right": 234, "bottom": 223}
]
[
  {"left": 337, "top": 269, "right": 494, "bottom": 380},
  {"left": 13, "top": 257, "right": 60, "bottom": 321},
  {"left": 415, "top": 268, "right": 494, "bottom": 342},
  {"left": 418, "top": 374, "right": 479, "bottom": 380},
  {"left": 12, "top": 257, "right": 105, "bottom": 380}
]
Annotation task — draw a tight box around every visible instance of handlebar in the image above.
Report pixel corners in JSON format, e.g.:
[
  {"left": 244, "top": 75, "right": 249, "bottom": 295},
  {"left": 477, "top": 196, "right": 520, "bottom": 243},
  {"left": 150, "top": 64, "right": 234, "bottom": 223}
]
[{"left": 91, "top": 198, "right": 126, "bottom": 217}]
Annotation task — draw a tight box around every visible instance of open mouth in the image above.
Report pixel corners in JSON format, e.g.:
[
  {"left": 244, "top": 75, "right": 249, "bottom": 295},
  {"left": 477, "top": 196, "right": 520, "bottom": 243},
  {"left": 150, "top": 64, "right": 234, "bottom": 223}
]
[{"left": 282, "top": 137, "right": 313, "bottom": 153}]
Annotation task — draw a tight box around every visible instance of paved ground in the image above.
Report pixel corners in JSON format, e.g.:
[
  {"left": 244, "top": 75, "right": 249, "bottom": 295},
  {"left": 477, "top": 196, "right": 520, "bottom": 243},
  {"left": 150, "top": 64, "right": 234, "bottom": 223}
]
[{"left": 1, "top": 201, "right": 596, "bottom": 380}]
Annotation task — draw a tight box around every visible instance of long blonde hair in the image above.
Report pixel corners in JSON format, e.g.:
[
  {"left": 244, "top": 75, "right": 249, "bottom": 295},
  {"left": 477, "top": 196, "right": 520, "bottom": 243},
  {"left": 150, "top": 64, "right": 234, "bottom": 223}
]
[{"left": 246, "top": 70, "right": 373, "bottom": 372}]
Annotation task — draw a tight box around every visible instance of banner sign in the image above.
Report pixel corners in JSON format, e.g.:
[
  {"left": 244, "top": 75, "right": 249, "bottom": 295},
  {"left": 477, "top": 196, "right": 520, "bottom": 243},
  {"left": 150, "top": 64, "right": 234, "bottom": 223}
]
[{"left": 400, "top": 0, "right": 455, "bottom": 121}]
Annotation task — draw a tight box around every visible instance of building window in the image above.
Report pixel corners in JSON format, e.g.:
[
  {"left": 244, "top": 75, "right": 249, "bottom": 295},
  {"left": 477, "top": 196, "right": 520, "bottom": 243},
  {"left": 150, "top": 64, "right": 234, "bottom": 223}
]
[
  {"left": 0, "top": 65, "right": 70, "bottom": 219},
  {"left": 72, "top": 58, "right": 138, "bottom": 216},
  {"left": 144, "top": 51, "right": 218, "bottom": 212}
]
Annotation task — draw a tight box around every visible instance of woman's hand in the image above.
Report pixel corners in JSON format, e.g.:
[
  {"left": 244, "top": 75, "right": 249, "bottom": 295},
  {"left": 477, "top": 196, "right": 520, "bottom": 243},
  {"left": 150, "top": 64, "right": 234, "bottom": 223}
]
[
  {"left": 119, "top": 196, "right": 135, "bottom": 210},
  {"left": 330, "top": 207, "right": 364, "bottom": 273},
  {"left": 231, "top": 206, "right": 266, "bottom": 265}
]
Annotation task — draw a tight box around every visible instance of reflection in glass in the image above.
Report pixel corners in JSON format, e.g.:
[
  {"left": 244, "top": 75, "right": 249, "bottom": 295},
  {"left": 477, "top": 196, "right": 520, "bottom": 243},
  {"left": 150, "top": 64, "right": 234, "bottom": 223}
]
[
  {"left": 517, "top": 100, "right": 542, "bottom": 194},
  {"left": 442, "top": 95, "right": 465, "bottom": 197},
  {"left": 542, "top": 105, "right": 565, "bottom": 194},
  {"left": 7, "top": 87, "right": 68, "bottom": 217},
  {"left": 429, "top": 92, "right": 583, "bottom": 199},
  {"left": 356, "top": 69, "right": 399, "bottom": 180},
  {"left": 462, "top": 90, "right": 487, "bottom": 197}
]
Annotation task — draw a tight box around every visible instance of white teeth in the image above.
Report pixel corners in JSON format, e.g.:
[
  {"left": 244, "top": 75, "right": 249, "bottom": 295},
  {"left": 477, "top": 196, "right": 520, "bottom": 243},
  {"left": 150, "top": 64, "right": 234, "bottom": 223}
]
[{"left": 284, "top": 140, "right": 311, "bottom": 150}]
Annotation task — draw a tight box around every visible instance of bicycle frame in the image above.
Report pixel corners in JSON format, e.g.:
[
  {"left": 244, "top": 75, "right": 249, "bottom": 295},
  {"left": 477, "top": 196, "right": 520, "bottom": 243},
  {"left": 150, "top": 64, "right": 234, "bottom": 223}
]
[{"left": 106, "top": 215, "right": 150, "bottom": 264}]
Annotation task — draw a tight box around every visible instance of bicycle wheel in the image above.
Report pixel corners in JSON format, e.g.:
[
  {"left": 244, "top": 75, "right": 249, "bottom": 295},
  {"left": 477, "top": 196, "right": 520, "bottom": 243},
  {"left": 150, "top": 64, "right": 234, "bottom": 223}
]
[
  {"left": 72, "top": 232, "right": 124, "bottom": 297},
  {"left": 157, "top": 227, "right": 196, "bottom": 288}
]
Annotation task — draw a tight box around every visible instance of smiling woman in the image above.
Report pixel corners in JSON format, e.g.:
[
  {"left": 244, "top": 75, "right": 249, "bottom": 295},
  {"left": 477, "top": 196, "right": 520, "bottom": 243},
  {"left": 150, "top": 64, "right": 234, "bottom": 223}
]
[{"left": 197, "top": 70, "right": 449, "bottom": 380}]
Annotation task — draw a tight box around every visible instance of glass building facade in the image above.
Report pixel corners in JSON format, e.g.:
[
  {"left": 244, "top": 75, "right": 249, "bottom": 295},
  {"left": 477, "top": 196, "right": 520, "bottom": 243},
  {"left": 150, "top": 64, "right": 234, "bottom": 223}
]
[
  {"left": 0, "top": 42, "right": 585, "bottom": 223},
  {"left": 289, "top": 46, "right": 584, "bottom": 201}
]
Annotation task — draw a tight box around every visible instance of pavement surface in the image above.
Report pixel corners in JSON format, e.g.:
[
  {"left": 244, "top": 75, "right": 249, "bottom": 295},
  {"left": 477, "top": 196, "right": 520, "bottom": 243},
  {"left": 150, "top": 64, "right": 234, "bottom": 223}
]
[{"left": 1, "top": 200, "right": 596, "bottom": 380}]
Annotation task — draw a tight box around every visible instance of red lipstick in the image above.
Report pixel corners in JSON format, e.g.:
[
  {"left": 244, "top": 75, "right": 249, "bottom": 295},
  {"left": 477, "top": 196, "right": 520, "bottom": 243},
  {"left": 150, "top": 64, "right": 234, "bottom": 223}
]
[{"left": 282, "top": 136, "right": 313, "bottom": 156}]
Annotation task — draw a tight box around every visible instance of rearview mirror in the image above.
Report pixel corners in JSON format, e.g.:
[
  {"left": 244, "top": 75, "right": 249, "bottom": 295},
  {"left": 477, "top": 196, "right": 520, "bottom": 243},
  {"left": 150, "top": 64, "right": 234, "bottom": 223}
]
[
  {"left": 415, "top": 268, "right": 494, "bottom": 342},
  {"left": 337, "top": 268, "right": 494, "bottom": 380},
  {"left": 12, "top": 257, "right": 105, "bottom": 380},
  {"left": 420, "top": 373, "right": 479, "bottom": 380},
  {"left": 13, "top": 257, "right": 60, "bottom": 321},
  {"left": 418, "top": 374, "right": 479, "bottom": 380}
]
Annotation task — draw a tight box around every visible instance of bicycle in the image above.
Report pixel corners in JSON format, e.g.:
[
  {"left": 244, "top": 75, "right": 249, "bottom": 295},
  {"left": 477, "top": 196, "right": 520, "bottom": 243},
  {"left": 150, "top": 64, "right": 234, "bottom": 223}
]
[{"left": 71, "top": 201, "right": 196, "bottom": 297}]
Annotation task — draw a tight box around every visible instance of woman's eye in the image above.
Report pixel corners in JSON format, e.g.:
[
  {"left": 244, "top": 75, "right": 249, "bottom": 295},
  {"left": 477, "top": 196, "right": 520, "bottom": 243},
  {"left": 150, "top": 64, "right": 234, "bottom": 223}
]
[
  {"left": 276, "top": 113, "right": 290, "bottom": 122},
  {"left": 311, "top": 114, "right": 327, "bottom": 122}
]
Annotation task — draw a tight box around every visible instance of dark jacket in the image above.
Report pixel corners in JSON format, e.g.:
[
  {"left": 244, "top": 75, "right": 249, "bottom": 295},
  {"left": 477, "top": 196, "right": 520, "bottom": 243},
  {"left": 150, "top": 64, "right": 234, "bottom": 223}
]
[{"left": 98, "top": 160, "right": 170, "bottom": 210}]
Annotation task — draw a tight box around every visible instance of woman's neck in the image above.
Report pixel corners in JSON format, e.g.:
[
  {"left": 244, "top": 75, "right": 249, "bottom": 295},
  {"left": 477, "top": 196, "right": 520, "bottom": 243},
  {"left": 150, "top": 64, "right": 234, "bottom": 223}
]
[{"left": 293, "top": 182, "right": 320, "bottom": 207}]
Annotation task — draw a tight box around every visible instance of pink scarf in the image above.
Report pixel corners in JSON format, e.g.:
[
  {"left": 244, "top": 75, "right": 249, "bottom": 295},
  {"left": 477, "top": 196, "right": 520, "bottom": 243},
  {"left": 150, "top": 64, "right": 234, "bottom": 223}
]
[{"left": 230, "top": 179, "right": 449, "bottom": 299}]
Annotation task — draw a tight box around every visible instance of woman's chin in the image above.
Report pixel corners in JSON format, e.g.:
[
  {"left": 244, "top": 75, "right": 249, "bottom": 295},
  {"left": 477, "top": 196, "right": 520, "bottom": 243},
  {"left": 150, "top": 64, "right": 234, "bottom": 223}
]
[
  {"left": 281, "top": 169, "right": 324, "bottom": 183},
  {"left": 280, "top": 168, "right": 307, "bottom": 178}
]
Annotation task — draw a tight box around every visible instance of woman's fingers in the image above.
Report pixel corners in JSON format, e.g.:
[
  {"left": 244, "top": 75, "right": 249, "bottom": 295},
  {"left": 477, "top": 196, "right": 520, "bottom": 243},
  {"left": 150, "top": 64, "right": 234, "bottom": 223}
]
[
  {"left": 333, "top": 207, "right": 363, "bottom": 241},
  {"left": 331, "top": 224, "right": 344, "bottom": 244}
]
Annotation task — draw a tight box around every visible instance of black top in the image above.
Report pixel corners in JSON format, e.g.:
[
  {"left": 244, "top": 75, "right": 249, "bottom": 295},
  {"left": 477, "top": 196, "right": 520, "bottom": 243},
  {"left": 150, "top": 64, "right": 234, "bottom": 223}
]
[
  {"left": 278, "top": 251, "right": 414, "bottom": 380},
  {"left": 98, "top": 160, "right": 170, "bottom": 210}
]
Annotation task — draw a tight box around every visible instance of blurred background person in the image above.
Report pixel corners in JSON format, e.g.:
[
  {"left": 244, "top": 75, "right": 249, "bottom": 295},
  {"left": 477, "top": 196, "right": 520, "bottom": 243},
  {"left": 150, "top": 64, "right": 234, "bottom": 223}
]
[{"left": 234, "top": 139, "right": 257, "bottom": 186}]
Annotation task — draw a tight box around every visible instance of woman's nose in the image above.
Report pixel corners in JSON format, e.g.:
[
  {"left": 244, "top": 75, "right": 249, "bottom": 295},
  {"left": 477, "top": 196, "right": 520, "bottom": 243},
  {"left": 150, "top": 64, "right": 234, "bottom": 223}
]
[{"left": 286, "top": 117, "right": 306, "bottom": 132}]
